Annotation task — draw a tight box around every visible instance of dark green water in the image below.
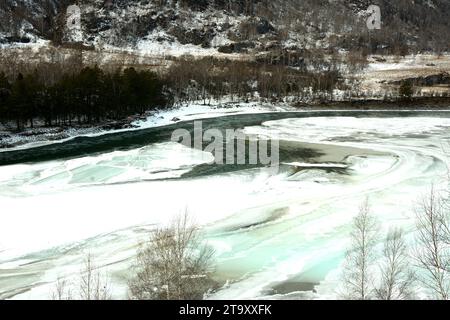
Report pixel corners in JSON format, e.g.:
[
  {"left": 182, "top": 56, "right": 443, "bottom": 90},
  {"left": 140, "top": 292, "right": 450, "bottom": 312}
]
[{"left": 0, "top": 110, "right": 447, "bottom": 166}]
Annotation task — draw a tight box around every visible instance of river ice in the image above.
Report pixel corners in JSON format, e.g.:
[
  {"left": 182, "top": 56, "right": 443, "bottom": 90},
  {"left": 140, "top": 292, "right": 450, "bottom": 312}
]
[{"left": 1, "top": 114, "right": 450, "bottom": 299}]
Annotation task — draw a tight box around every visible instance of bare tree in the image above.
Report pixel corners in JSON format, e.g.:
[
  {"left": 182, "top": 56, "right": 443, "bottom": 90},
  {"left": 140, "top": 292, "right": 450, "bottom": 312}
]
[
  {"left": 79, "top": 253, "right": 112, "bottom": 300},
  {"left": 375, "top": 228, "right": 415, "bottom": 300},
  {"left": 128, "top": 212, "right": 216, "bottom": 300},
  {"left": 51, "top": 277, "right": 73, "bottom": 300},
  {"left": 341, "top": 199, "right": 379, "bottom": 300},
  {"left": 51, "top": 253, "right": 112, "bottom": 300},
  {"left": 415, "top": 187, "right": 450, "bottom": 300}
]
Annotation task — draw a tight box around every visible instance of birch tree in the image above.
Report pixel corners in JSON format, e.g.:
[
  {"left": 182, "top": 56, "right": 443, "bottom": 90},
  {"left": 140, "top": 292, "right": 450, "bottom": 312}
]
[
  {"left": 415, "top": 187, "right": 450, "bottom": 300},
  {"left": 341, "top": 199, "right": 379, "bottom": 300},
  {"left": 375, "top": 228, "right": 415, "bottom": 300}
]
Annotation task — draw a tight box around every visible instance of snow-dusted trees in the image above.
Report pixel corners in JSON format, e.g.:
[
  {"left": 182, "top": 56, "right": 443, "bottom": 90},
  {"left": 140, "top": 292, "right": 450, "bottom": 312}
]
[
  {"left": 341, "top": 200, "right": 416, "bottom": 300},
  {"left": 165, "top": 55, "right": 343, "bottom": 105},
  {"left": 51, "top": 253, "right": 112, "bottom": 300},
  {"left": 341, "top": 186, "right": 450, "bottom": 300},
  {"left": 51, "top": 277, "right": 73, "bottom": 300},
  {"left": 341, "top": 200, "right": 379, "bottom": 300},
  {"left": 375, "top": 228, "right": 415, "bottom": 300},
  {"left": 128, "top": 213, "right": 216, "bottom": 300},
  {"left": 415, "top": 188, "right": 450, "bottom": 300},
  {"left": 79, "top": 253, "right": 112, "bottom": 300}
]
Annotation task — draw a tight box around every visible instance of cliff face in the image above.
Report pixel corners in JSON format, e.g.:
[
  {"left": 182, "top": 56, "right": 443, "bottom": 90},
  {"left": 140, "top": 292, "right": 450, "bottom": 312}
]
[
  {"left": 0, "top": 0, "right": 68, "bottom": 42},
  {"left": 1, "top": 0, "right": 449, "bottom": 54}
]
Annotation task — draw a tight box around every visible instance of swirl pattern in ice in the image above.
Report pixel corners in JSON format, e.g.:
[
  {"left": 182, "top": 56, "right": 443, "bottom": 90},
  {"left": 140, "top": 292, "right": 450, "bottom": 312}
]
[{"left": 1, "top": 114, "right": 450, "bottom": 299}]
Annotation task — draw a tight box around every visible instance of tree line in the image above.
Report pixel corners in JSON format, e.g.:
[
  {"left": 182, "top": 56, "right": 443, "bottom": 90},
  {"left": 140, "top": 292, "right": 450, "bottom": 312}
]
[
  {"left": 0, "top": 50, "right": 346, "bottom": 133},
  {"left": 2, "top": 47, "right": 442, "bottom": 134},
  {"left": 0, "top": 66, "right": 168, "bottom": 131},
  {"left": 166, "top": 55, "right": 343, "bottom": 106},
  {"left": 341, "top": 187, "right": 450, "bottom": 300}
]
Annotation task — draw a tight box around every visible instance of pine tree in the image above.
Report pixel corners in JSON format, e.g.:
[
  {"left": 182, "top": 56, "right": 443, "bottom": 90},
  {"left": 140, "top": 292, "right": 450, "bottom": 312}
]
[
  {"left": 399, "top": 81, "right": 413, "bottom": 99},
  {"left": 0, "top": 72, "right": 11, "bottom": 120}
]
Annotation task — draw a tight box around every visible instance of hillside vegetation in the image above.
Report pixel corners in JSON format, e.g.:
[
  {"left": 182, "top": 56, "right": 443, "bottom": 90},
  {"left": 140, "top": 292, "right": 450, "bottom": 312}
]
[{"left": 1, "top": 0, "right": 449, "bottom": 54}]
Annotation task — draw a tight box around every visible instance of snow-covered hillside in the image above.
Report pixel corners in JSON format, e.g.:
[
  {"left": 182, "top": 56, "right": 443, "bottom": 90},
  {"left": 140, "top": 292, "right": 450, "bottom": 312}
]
[{"left": 1, "top": 0, "right": 449, "bottom": 55}]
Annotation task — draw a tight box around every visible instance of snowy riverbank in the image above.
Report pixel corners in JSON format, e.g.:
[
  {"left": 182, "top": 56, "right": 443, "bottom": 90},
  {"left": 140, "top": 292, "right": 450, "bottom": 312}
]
[{"left": 0, "top": 102, "right": 294, "bottom": 152}]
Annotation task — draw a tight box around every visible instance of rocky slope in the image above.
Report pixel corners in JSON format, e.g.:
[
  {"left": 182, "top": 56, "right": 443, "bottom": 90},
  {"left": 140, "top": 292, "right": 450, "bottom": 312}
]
[{"left": 1, "top": 0, "right": 449, "bottom": 55}]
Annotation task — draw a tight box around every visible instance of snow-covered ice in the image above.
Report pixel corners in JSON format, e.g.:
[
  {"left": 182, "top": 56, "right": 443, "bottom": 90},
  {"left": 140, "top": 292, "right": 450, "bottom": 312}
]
[{"left": 1, "top": 112, "right": 450, "bottom": 300}]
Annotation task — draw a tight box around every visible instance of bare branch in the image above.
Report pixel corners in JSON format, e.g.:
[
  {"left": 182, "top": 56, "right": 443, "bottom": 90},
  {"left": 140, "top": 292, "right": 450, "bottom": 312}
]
[
  {"left": 375, "top": 228, "right": 416, "bottom": 300},
  {"left": 128, "top": 211, "right": 216, "bottom": 300},
  {"left": 414, "top": 186, "right": 450, "bottom": 300},
  {"left": 341, "top": 199, "right": 379, "bottom": 300}
]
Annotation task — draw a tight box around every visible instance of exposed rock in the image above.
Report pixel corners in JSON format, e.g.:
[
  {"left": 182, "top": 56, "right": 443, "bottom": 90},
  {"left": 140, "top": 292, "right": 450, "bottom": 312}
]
[
  {"left": 4, "top": 36, "right": 31, "bottom": 43},
  {"left": 372, "top": 56, "right": 387, "bottom": 63},
  {"left": 218, "top": 41, "right": 256, "bottom": 54},
  {"left": 0, "top": 0, "right": 449, "bottom": 55},
  {"left": 168, "top": 26, "right": 216, "bottom": 48},
  {"left": 256, "top": 18, "right": 275, "bottom": 35}
]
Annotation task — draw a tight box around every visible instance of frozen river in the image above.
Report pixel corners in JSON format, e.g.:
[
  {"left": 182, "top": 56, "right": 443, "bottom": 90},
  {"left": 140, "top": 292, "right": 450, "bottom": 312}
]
[{"left": 1, "top": 110, "right": 449, "bottom": 299}]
